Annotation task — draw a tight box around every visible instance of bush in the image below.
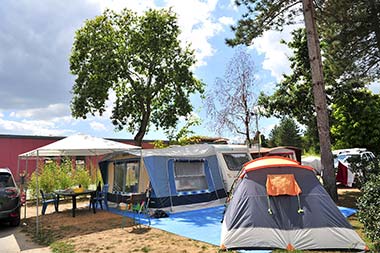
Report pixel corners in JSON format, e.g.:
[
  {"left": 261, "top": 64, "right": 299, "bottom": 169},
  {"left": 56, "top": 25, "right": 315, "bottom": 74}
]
[
  {"left": 357, "top": 174, "right": 380, "bottom": 248},
  {"left": 27, "top": 158, "right": 93, "bottom": 197},
  {"left": 57, "top": 159, "right": 73, "bottom": 190},
  {"left": 72, "top": 167, "right": 91, "bottom": 189},
  {"left": 28, "top": 162, "right": 60, "bottom": 197},
  {"left": 349, "top": 157, "right": 380, "bottom": 188}
]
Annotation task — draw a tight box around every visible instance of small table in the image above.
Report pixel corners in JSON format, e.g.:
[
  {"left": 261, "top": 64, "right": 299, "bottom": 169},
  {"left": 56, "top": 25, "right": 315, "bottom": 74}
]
[{"left": 55, "top": 189, "right": 96, "bottom": 217}]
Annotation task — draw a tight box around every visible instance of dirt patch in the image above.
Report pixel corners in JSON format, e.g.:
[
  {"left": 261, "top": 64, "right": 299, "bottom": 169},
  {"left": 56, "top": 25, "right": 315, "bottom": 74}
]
[
  {"left": 337, "top": 187, "right": 361, "bottom": 208},
  {"left": 21, "top": 201, "right": 223, "bottom": 253},
  {"left": 19, "top": 189, "right": 367, "bottom": 253}
]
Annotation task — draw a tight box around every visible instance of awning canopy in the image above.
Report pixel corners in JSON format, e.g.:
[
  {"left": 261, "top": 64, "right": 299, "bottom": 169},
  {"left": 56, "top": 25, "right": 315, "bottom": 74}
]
[{"left": 18, "top": 133, "right": 141, "bottom": 158}]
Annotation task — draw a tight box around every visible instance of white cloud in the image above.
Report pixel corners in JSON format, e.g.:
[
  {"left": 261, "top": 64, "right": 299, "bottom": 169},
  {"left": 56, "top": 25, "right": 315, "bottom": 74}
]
[
  {"left": 251, "top": 24, "right": 302, "bottom": 82},
  {"left": 0, "top": 0, "right": 240, "bottom": 139},
  {"left": 87, "top": 0, "right": 227, "bottom": 67},
  {"left": 0, "top": 117, "right": 74, "bottom": 136},
  {"left": 163, "top": 0, "right": 224, "bottom": 66},
  {"left": 10, "top": 103, "right": 70, "bottom": 120},
  {"left": 89, "top": 0, "right": 156, "bottom": 14},
  {"left": 260, "top": 123, "right": 277, "bottom": 136},
  {"left": 369, "top": 81, "right": 380, "bottom": 94},
  {"left": 218, "top": 16, "right": 234, "bottom": 26},
  {"left": 227, "top": 0, "right": 238, "bottom": 11},
  {"left": 89, "top": 121, "right": 107, "bottom": 131}
]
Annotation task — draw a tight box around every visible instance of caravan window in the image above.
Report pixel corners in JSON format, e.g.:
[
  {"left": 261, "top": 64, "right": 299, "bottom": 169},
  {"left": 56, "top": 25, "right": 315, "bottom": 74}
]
[
  {"left": 223, "top": 153, "right": 251, "bottom": 171},
  {"left": 113, "top": 160, "right": 140, "bottom": 193},
  {"left": 174, "top": 160, "right": 208, "bottom": 192}
]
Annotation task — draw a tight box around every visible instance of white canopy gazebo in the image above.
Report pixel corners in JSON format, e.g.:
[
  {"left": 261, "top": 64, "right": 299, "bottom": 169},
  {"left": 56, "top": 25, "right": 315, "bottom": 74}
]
[
  {"left": 19, "top": 133, "right": 141, "bottom": 157},
  {"left": 18, "top": 133, "right": 141, "bottom": 234}
]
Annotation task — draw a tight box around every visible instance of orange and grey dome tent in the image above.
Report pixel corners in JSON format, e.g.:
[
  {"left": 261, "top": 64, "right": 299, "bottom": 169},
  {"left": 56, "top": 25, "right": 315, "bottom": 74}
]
[{"left": 220, "top": 156, "right": 367, "bottom": 251}]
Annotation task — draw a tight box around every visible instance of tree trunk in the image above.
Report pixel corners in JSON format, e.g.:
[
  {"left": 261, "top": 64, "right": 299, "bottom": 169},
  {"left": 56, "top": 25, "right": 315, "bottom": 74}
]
[
  {"left": 302, "top": 0, "right": 338, "bottom": 201},
  {"left": 246, "top": 112, "right": 252, "bottom": 147},
  {"left": 134, "top": 107, "right": 151, "bottom": 147}
]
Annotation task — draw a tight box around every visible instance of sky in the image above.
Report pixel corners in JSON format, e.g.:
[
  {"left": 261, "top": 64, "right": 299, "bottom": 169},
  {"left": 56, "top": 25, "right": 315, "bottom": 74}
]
[{"left": 2, "top": 0, "right": 376, "bottom": 143}]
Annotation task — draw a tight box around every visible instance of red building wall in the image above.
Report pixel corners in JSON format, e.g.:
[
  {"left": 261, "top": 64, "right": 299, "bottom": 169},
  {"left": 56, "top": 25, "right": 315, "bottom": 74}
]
[{"left": 0, "top": 134, "right": 156, "bottom": 182}]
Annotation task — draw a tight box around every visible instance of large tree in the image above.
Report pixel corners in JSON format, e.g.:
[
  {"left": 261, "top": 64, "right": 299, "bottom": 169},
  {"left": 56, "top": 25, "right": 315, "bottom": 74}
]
[
  {"left": 332, "top": 83, "right": 380, "bottom": 154},
  {"left": 318, "top": 0, "right": 380, "bottom": 81},
  {"left": 260, "top": 28, "right": 380, "bottom": 154},
  {"left": 258, "top": 28, "right": 331, "bottom": 152},
  {"left": 206, "top": 47, "right": 258, "bottom": 146},
  {"left": 70, "top": 9, "right": 203, "bottom": 146},
  {"left": 228, "top": 0, "right": 337, "bottom": 200},
  {"left": 268, "top": 117, "right": 302, "bottom": 148}
]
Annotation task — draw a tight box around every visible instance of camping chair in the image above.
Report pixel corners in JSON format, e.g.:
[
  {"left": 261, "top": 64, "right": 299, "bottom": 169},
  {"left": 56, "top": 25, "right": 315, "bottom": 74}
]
[
  {"left": 128, "top": 191, "right": 151, "bottom": 227},
  {"left": 40, "top": 190, "right": 58, "bottom": 215},
  {"left": 90, "top": 184, "right": 109, "bottom": 210}
]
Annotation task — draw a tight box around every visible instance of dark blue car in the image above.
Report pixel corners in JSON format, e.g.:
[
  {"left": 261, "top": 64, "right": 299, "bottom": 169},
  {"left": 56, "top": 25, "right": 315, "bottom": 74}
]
[{"left": 0, "top": 168, "right": 21, "bottom": 226}]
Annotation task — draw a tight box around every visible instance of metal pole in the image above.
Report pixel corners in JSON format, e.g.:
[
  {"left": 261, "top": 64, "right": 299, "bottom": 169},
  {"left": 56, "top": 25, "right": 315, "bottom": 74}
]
[
  {"left": 36, "top": 151, "right": 39, "bottom": 236},
  {"left": 24, "top": 157, "right": 28, "bottom": 223},
  {"left": 255, "top": 113, "right": 260, "bottom": 156}
]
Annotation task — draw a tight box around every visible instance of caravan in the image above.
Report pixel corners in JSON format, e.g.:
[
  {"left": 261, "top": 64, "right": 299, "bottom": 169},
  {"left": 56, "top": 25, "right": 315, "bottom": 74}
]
[
  {"left": 99, "top": 144, "right": 251, "bottom": 213},
  {"left": 212, "top": 144, "right": 252, "bottom": 191}
]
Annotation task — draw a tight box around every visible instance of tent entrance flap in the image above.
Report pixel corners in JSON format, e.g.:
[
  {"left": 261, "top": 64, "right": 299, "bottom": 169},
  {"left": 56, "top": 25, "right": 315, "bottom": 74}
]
[
  {"left": 266, "top": 174, "right": 302, "bottom": 196},
  {"left": 266, "top": 173, "right": 304, "bottom": 215}
]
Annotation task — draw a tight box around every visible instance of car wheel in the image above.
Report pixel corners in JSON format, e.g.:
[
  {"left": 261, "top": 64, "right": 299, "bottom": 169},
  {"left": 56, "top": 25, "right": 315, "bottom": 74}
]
[
  {"left": 10, "top": 216, "right": 20, "bottom": 227},
  {"left": 10, "top": 208, "right": 21, "bottom": 226}
]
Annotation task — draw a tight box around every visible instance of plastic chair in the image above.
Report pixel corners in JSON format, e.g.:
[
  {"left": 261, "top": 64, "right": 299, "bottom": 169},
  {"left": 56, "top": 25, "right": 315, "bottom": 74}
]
[
  {"left": 91, "top": 184, "right": 109, "bottom": 210},
  {"left": 129, "top": 191, "right": 151, "bottom": 227},
  {"left": 40, "top": 190, "right": 58, "bottom": 215}
]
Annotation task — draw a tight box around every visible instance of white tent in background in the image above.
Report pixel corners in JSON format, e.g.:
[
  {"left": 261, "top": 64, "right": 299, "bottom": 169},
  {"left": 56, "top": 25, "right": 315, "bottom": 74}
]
[
  {"left": 18, "top": 133, "right": 141, "bottom": 235},
  {"left": 19, "top": 133, "right": 141, "bottom": 157}
]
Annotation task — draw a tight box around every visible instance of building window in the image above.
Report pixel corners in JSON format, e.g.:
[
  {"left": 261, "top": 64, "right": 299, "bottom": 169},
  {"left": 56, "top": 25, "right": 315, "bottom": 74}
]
[
  {"left": 174, "top": 160, "right": 208, "bottom": 192},
  {"left": 75, "top": 156, "right": 86, "bottom": 170},
  {"left": 113, "top": 160, "right": 140, "bottom": 193},
  {"left": 222, "top": 153, "right": 251, "bottom": 171}
]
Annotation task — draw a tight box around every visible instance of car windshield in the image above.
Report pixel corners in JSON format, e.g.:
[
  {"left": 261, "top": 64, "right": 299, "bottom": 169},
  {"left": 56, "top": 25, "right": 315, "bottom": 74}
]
[
  {"left": 0, "top": 172, "right": 15, "bottom": 188},
  {"left": 222, "top": 153, "right": 251, "bottom": 171},
  {"left": 338, "top": 154, "right": 361, "bottom": 163}
]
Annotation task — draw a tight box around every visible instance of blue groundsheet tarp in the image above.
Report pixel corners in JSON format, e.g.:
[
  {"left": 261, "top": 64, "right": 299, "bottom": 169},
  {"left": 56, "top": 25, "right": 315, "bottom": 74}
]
[{"left": 109, "top": 205, "right": 356, "bottom": 252}]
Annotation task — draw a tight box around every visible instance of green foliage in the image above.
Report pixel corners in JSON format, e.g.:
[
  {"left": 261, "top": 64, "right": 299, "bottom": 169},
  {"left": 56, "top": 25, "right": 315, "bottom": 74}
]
[
  {"left": 152, "top": 140, "right": 168, "bottom": 149},
  {"left": 357, "top": 172, "right": 380, "bottom": 247},
  {"left": 350, "top": 157, "right": 380, "bottom": 189},
  {"left": 72, "top": 167, "right": 91, "bottom": 189},
  {"left": 258, "top": 29, "right": 321, "bottom": 151},
  {"left": 56, "top": 159, "right": 73, "bottom": 190},
  {"left": 27, "top": 158, "right": 92, "bottom": 196},
  {"left": 331, "top": 87, "right": 380, "bottom": 153},
  {"left": 268, "top": 118, "right": 302, "bottom": 148},
  {"left": 318, "top": 0, "right": 380, "bottom": 81},
  {"left": 166, "top": 114, "right": 201, "bottom": 145},
  {"left": 226, "top": 0, "right": 302, "bottom": 46},
  {"left": 37, "top": 162, "right": 57, "bottom": 193},
  {"left": 228, "top": 0, "right": 380, "bottom": 82},
  {"left": 258, "top": 28, "right": 380, "bottom": 153},
  {"left": 70, "top": 8, "right": 203, "bottom": 146},
  {"left": 50, "top": 241, "right": 75, "bottom": 253}
]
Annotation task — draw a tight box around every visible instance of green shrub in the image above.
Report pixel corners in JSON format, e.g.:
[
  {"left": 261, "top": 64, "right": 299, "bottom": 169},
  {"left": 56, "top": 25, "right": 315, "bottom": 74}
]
[
  {"left": 50, "top": 241, "right": 75, "bottom": 253},
  {"left": 350, "top": 157, "right": 380, "bottom": 189},
  {"left": 72, "top": 167, "right": 91, "bottom": 189},
  {"left": 57, "top": 159, "right": 73, "bottom": 190},
  {"left": 39, "top": 162, "right": 60, "bottom": 193},
  {"left": 357, "top": 174, "right": 380, "bottom": 248},
  {"left": 27, "top": 158, "right": 93, "bottom": 197}
]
